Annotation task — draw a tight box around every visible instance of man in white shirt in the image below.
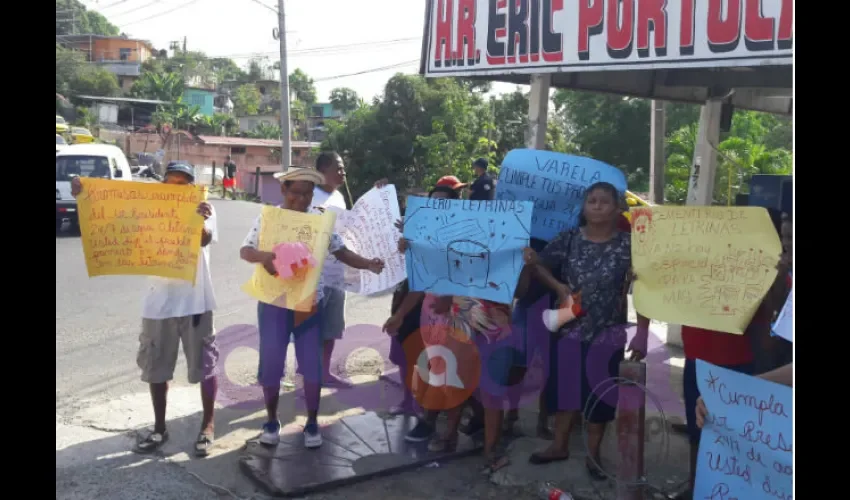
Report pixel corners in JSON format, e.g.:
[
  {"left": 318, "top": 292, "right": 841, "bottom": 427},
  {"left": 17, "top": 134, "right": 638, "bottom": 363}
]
[
  {"left": 310, "top": 152, "right": 388, "bottom": 388},
  {"left": 70, "top": 163, "right": 220, "bottom": 457}
]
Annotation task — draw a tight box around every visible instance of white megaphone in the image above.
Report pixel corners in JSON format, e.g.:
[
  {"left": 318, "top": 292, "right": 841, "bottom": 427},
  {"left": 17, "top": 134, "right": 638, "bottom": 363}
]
[{"left": 541, "top": 292, "right": 584, "bottom": 333}]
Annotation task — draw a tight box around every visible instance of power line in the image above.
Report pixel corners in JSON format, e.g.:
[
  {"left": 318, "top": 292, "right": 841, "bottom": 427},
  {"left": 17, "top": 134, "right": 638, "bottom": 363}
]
[
  {"left": 313, "top": 59, "right": 420, "bottom": 82},
  {"left": 244, "top": 0, "right": 276, "bottom": 14},
  {"left": 94, "top": 0, "right": 133, "bottom": 9},
  {"left": 200, "top": 37, "right": 420, "bottom": 60},
  {"left": 110, "top": 0, "right": 162, "bottom": 18},
  {"left": 120, "top": 0, "right": 202, "bottom": 27}
]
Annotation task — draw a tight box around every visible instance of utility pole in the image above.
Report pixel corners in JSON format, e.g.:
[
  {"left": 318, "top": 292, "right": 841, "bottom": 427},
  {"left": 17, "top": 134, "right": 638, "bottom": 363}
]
[
  {"left": 277, "top": 0, "right": 292, "bottom": 169},
  {"left": 649, "top": 100, "right": 667, "bottom": 204}
]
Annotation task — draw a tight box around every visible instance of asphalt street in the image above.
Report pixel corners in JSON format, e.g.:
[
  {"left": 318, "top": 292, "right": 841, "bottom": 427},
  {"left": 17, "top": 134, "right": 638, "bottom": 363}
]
[{"left": 56, "top": 198, "right": 396, "bottom": 500}]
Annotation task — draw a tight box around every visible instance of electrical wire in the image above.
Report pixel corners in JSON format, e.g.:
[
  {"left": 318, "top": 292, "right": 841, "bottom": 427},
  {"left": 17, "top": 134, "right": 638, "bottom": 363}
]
[
  {"left": 120, "top": 0, "right": 202, "bottom": 27},
  {"left": 109, "top": 0, "right": 162, "bottom": 18},
  {"left": 243, "top": 0, "right": 277, "bottom": 14},
  {"left": 313, "top": 60, "right": 420, "bottom": 82},
  {"left": 197, "top": 37, "right": 420, "bottom": 60}
]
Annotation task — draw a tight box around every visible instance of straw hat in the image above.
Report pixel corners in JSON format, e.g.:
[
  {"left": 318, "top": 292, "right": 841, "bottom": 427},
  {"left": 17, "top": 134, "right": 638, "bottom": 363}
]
[{"left": 273, "top": 166, "right": 325, "bottom": 185}]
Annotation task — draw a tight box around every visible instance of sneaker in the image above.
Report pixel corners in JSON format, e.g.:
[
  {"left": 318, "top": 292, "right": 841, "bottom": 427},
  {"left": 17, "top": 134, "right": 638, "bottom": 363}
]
[
  {"left": 405, "top": 420, "right": 435, "bottom": 443},
  {"left": 303, "top": 422, "right": 322, "bottom": 449},
  {"left": 259, "top": 420, "right": 281, "bottom": 446}
]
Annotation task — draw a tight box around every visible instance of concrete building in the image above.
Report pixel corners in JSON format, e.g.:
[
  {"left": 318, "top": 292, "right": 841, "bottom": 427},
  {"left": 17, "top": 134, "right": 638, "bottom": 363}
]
[
  {"left": 59, "top": 35, "right": 156, "bottom": 93},
  {"left": 182, "top": 87, "right": 216, "bottom": 117}
]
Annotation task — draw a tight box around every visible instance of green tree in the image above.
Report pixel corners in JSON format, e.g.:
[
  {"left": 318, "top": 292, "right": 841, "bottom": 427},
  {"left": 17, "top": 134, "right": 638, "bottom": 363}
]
[
  {"left": 233, "top": 84, "right": 261, "bottom": 116},
  {"left": 248, "top": 122, "right": 282, "bottom": 139},
  {"left": 322, "top": 74, "right": 494, "bottom": 197},
  {"left": 130, "top": 71, "right": 185, "bottom": 102},
  {"left": 56, "top": 0, "right": 119, "bottom": 36},
  {"left": 665, "top": 111, "right": 792, "bottom": 205},
  {"left": 289, "top": 68, "right": 317, "bottom": 104},
  {"left": 329, "top": 87, "right": 360, "bottom": 115}
]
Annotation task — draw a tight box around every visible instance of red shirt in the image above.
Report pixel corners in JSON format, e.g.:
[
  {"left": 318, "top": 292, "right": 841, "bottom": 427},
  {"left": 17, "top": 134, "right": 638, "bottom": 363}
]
[
  {"left": 681, "top": 325, "right": 754, "bottom": 366},
  {"left": 617, "top": 213, "right": 632, "bottom": 232}
]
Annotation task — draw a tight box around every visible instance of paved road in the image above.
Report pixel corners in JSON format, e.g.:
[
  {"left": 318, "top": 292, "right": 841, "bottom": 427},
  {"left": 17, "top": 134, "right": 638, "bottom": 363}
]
[{"left": 56, "top": 198, "right": 397, "bottom": 500}]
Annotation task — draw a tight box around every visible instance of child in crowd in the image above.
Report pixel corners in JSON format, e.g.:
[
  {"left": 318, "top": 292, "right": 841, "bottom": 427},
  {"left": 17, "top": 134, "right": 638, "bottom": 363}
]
[
  {"left": 384, "top": 182, "right": 515, "bottom": 473},
  {"left": 239, "top": 167, "right": 385, "bottom": 449}
]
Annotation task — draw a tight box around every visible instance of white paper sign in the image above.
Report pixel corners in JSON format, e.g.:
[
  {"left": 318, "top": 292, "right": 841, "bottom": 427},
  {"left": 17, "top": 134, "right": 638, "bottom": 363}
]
[
  {"left": 772, "top": 286, "right": 793, "bottom": 342},
  {"left": 328, "top": 185, "right": 406, "bottom": 295}
]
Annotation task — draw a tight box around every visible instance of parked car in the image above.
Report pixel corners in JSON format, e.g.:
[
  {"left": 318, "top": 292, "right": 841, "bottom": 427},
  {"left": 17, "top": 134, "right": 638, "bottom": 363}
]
[
  {"left": 56, "top": 134, "right": 68, "bottom": 154},
  {"left": 70, "top": 127, "right": 95, "bottom": 144},
  {"left": 56, "top": 115, "right": 69, "bottom": 134},
  {"left": 56, "top": 144, "right": 133, "bottom": 231}
]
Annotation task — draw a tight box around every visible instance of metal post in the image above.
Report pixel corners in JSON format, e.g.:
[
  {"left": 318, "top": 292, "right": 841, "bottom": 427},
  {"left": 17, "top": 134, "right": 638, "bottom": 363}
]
[
  {"left": 277, "top": 0, "right": 292, "bottom": 170},
  {"left": 616, "top": 360, "right": 646, "bottom": 500},
  {"left": 649, "top": 100, "right": 666, "bottom": 204},
  {"left": 211, "top": 161, "right": 217, "bottom": 187},
  {"left": 254, "top": 166, "right": 261, "bottom": 197}
]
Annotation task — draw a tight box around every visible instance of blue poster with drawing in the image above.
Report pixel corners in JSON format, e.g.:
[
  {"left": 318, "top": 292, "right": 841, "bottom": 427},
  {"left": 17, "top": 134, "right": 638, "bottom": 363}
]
[
  {"left": 695, "top": 361, "right": 792, "bottom": 500},
  {"left": 495, "top": 149, "right": 628, "bottom": 241},
  {"left": 403, "top": 196, "right": 533, "bottom": 304}
]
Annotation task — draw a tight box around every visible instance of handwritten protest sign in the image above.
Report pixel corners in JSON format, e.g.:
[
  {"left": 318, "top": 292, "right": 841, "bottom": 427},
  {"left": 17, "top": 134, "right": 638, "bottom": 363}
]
[
  {"left": 330, "top": 185, "right": 406, "bottom": 295},
  {"left": 772, "top": 286, "right": 793, "bottom": 342},
  {"left": 695, "top": 360, "right": 792, "bottom": 500},
  {"left": 495, "top": 149, "right": 627, "bottom": 241},
  {"left": 242, "top": 206, "right": 336, "bottom": 312},
  {"left": 77, "top": 178, "right": 207, "bottom": 283},
  {"left": 631, "top": 206, "right": 781, "bottom": 334},
  {"left": 403, "top": 196, "right": 533, "bottom": 304}
]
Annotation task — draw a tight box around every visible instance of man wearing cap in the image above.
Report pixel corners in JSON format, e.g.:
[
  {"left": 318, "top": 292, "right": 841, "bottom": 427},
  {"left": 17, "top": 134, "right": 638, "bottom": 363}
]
[
  {"left": 435, "top": 175, "right": 468, "bottom": 193},
  {"left": 70, "top": 162, "right": 220, "bottom": 457},
  {"left": 310, "top": 151, "right": 389, "bottom": 388},
  {"left": 469, "top": 158, "right": 495, "bottom": 201},
  {"left": 240, "top": 166, "right": 385, "bottom": 449}
]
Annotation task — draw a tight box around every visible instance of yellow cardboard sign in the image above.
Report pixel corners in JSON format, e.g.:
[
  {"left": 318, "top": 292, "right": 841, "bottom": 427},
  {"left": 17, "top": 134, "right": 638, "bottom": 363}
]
[
  {"left": 77, "top": 178, "right": 207, "bottom": 283},
  {"left": 631, "top": 206, "right": 781, "bottom": 334},
  {"left": 241, "top": 206, "right": 336, "bottom": 312}
]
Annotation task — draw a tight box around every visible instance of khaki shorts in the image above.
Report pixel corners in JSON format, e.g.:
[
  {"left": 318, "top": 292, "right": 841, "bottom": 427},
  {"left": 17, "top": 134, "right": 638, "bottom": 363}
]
[{"left": 137, "top": 311, "right": 218, "bottom": 384}]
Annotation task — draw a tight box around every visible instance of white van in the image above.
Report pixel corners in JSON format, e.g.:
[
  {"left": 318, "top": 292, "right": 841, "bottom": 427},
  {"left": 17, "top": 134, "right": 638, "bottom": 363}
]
[{"left": 56, "top": 144, "right": 132, "bottom": 230}]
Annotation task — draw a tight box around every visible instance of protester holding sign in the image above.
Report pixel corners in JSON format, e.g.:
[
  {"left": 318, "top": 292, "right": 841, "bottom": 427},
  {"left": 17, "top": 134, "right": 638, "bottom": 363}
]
[
  {"left": 71, "top": 163, "right": 220, "bottom": 457},
  {"left": 385, "top": 182, "right": 514, "bottom": 474},
  {"left": 520, "top": 182, "right": 649, "bottom": 479},
  {"left": 239, "top": 167, "right": 385, "bottom": 450}
]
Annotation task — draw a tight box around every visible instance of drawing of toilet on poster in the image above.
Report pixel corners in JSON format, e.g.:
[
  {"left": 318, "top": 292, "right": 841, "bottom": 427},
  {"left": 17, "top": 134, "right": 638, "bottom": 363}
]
[{"left": 402, "top": 196, "right": 533, "bottom": 304}]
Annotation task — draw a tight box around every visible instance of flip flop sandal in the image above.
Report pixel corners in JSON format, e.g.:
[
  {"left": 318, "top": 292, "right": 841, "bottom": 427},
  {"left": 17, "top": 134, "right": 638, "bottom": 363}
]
[
  {"left": 528, "top": 451, "right": 570, "bottom": 465},
  {"left": 586, "top": 460, "right": 607, "bottom": 481},
  {"left": 195, "top": 432, "right": 214, "bottom": 457},
  {"left": 134, "top": 430, "right": 169, "bottom": 454},
  {"left": 481, "top": 452, "right": 511, "bottom": 475}
]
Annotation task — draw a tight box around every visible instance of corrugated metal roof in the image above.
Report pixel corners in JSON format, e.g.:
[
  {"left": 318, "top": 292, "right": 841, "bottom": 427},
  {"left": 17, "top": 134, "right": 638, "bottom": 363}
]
[
  {"left": 76, "top": 95, "right": 170, "bottom": 105},
  {"left": 196, "top": 135, "right": 320, "bottom": 149}
]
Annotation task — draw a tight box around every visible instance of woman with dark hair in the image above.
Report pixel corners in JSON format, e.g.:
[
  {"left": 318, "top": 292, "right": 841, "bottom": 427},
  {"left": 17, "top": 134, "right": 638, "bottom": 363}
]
[{"left": 520, "top": 182, "right": 649, "bottom": 479}]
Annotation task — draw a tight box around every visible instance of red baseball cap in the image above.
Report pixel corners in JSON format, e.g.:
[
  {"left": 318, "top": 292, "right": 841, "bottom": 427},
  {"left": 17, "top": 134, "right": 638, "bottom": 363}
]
[{"left": 435, "top": 175, "right": 468, "bottom": 190}]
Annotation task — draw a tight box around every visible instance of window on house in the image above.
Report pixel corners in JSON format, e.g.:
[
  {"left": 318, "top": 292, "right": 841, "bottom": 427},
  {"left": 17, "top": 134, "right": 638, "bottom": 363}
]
[
  {"left": 311, "top": 106, "right": 323, "bottom": 117},
  {"left": 191, "top": 94, "right": 206, "bottom": 106},
  {"left": 230, "top": 147, "right": 246, "bottom": 155},
  {"left": 119, "top": 48, "right": 131, "bottom": 61}
]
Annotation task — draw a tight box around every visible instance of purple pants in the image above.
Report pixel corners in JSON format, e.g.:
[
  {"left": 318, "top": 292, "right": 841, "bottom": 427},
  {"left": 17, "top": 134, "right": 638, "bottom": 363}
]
[{"left": 257, "top": 301, "right": 323, "bottom": 410}]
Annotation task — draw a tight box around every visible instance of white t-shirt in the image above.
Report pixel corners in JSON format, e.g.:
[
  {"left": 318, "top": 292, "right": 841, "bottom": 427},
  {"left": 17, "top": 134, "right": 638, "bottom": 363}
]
[
  {"left": 141, "top": 205, "right": 218, "bottom": 320},
  {"left": 311, "top": 187, "right": 347, "bottom": 289},
  {"left": 241, "top": 205, "right": 345, "bottom": 304}
]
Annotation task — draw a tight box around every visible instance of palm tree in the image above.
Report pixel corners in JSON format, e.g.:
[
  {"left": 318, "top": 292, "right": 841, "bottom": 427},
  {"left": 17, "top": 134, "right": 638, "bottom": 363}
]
[{"left": 248, "top": 122, "right": 282, "bottom": 139}]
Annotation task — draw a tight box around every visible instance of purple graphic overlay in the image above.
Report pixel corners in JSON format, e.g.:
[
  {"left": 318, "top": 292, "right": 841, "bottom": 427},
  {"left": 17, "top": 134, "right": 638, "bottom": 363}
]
[{"left": 214, "top": 299, "right": 684, "bottom": 421}]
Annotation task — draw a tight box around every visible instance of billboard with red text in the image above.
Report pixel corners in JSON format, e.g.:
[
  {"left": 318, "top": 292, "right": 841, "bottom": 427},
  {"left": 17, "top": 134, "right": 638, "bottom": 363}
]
[{"left": 421, "top": 0, "right": 793, "bottom": 77}]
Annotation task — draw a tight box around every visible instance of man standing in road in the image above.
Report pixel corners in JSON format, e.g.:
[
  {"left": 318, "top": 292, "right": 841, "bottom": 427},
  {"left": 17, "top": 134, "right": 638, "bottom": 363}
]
[
  {"left": 311, "top": 151, "right": 388, "bottom": 387},
  {"left": 223, "top": 155, "right": 237, "bottom": 199},
  {"left": 469, "top": 158, "right": 495, "bottom": 201},
  {"left": 71, "top": 162, "right": 220, "bottom": 457}
]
